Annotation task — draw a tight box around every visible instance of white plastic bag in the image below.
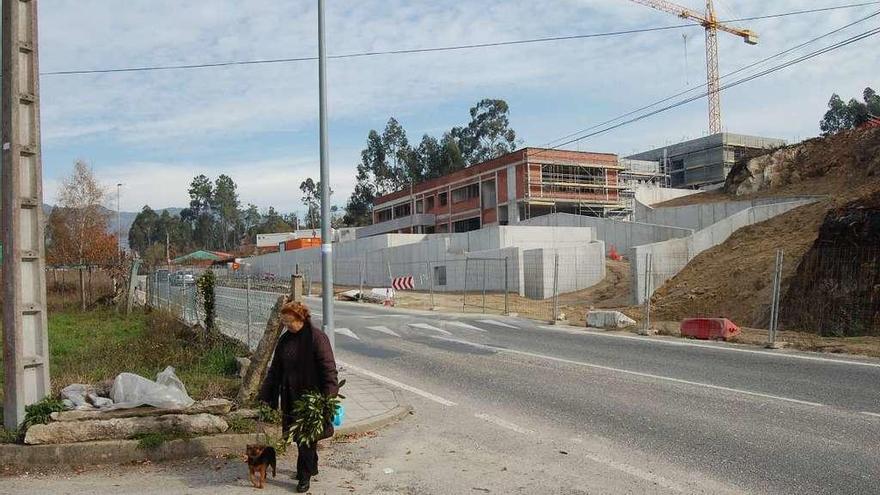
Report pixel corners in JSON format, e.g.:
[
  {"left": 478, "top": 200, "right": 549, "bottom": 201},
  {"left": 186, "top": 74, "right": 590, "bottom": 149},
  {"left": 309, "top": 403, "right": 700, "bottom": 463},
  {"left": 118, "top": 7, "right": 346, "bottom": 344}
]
[{"left": 109, "top": 366, "right": 194, "bottom": 410}]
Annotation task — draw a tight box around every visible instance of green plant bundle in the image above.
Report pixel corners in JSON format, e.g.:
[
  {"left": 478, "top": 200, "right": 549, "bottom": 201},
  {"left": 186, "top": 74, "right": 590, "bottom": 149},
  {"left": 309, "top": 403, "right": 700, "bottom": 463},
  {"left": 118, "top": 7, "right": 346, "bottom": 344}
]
[{"left": 286, "top": 390, "right": 341, "bottom": 447}]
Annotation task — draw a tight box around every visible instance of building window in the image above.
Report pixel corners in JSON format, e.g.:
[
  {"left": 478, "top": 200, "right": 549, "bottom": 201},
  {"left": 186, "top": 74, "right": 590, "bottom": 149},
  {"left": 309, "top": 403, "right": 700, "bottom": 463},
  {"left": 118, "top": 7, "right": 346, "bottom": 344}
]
[
  {"left": 425, "top": 196, "right": 435, "bottom": 211},
  {"left": 498, "top": 205, "right": 509, "bottom": 225},
  {"left": 375, "top": 208, "right": 392, "bottom": 222},
  {"left": 451, "top": 183, "right": 479, "bottom": 204},
  {"left": 415, "top": 199, "right": 423, "bottom": 214},
  {"left": 439, "top": 192, "right": 448, "bottom": 206},
  {"left": 393, "top": 203, "right": 411, "bottom": 218},
  {"left": 433, "top": 266, "right": 447, "bottom": 286},
  {"left": 436, "top": 223, "right": 449, "bottom": 233},
  {"left": 452, "top": 216, "right": 481, "bottom": 233},
  {"left": 481, "top": 180, "right": 496, "bottom": 209}
]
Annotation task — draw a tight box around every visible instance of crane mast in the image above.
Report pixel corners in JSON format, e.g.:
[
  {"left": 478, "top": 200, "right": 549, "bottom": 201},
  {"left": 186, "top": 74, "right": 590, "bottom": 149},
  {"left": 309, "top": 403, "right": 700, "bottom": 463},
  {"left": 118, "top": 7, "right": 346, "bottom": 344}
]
[{"left": 627, "top": 0, "right": 757, "bottom": 134}]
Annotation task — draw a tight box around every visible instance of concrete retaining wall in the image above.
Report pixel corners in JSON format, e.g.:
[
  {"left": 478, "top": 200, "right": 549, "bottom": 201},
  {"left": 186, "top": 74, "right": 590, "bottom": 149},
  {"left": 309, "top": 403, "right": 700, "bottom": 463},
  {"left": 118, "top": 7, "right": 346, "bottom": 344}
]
[
  {"left": 518, "top": 212, "right": 692, "bottom": 253},
  {"left": 243, "top": 225, "right": 604, "bottom": 299},
  {"left": 633, "top": 195, "right": 823, "bottom": 231},
  {"left": 633, "top": 186, "right": 699, "bottom": 206},
  {"left": 629, "top": 199, "right": 819, "bottom": 304}
]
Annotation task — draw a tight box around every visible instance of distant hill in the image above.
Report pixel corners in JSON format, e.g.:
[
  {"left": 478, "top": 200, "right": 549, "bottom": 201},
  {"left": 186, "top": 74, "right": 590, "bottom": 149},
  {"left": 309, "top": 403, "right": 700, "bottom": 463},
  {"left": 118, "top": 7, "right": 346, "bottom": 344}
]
[{"left": 41, "top": 204, "right": 185, "bottom": 250}]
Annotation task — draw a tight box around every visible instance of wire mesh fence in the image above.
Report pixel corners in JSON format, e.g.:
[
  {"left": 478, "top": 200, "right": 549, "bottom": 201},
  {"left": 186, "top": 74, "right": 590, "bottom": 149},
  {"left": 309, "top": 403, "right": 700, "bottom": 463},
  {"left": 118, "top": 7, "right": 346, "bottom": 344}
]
[{"left": 779, "top": 246, "right": 880, "bottom": 337}]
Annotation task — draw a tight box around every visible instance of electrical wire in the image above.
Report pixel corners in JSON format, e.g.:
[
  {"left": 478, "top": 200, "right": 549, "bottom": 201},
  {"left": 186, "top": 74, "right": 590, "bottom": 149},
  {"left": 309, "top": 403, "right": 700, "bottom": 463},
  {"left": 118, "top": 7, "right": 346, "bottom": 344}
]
[
  {"left": 39, "top": 1, "right": 880, "bottom": 77},
  {"left": 540, "top": 25, "right": 880, "bottom": 151},
  {"left": 541, "top": 9, "right": 880, "bottom": 148}
]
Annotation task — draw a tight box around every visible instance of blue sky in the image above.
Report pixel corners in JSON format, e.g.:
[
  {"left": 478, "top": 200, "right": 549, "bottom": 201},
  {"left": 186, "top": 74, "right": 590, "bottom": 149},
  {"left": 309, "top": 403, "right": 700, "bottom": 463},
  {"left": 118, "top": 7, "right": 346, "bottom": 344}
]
[{"left": 35, "top": 0, "right": 880, "bottom": 215}]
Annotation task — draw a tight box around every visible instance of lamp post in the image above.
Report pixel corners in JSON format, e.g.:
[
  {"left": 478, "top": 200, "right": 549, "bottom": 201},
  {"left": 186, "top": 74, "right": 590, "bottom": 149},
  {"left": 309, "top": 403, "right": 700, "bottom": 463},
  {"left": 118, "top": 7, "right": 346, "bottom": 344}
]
[{"left": 317, "top": 0, "right": 334, "bottom": 349}]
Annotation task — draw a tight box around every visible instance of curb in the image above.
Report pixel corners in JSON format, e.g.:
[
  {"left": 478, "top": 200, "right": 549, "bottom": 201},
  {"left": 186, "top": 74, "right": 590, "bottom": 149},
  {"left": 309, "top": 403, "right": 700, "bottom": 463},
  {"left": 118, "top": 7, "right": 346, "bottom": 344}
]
[{"left": 0, "top": 401, "right": 412, "bottom": 470}]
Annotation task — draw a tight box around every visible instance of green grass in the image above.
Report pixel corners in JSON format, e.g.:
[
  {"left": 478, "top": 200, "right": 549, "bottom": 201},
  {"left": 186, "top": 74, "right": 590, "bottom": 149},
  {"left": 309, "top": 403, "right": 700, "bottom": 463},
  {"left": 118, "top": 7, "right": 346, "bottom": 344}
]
[
  {"left": 0, "top": 307, "right": 249, "bottom": 433},
  {"left": 227, "top": 416, "right": 258, "bottom": 434}
]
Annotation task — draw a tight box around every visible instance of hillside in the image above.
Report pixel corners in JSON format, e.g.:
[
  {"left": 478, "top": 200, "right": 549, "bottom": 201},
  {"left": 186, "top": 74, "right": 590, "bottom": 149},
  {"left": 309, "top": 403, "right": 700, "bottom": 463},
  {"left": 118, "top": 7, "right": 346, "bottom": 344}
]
[{"left": 651, "top": 128, "right": 880, "bottom": 332}]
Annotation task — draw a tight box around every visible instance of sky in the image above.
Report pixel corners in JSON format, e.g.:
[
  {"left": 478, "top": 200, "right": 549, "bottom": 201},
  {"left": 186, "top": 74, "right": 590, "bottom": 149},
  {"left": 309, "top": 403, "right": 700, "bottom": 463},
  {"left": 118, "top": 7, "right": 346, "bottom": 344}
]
[{"left": 32, "top": 0, "right": 880, "bottom": 215}]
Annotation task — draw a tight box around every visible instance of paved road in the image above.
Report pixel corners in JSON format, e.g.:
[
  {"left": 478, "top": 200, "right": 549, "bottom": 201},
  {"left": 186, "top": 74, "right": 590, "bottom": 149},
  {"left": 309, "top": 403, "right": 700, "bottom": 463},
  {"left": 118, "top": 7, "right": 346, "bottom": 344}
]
[{"left": 165, "top": 284, "right": 880, "bottom": 493}]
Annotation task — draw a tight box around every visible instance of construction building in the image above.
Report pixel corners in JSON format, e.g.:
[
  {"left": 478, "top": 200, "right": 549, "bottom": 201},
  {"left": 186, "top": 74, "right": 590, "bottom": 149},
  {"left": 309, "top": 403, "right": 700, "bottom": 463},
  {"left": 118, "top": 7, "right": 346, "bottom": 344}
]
[
  {"left": 361, "top": 148, "right": 625, "bottom": 238},
  {"left": 626, "top": 133, "right": 785, "bottom": 189}
]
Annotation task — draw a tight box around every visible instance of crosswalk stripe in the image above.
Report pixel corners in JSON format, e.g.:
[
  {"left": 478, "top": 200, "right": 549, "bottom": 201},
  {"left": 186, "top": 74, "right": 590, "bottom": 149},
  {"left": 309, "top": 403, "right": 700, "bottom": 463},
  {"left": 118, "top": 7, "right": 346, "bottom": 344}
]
[
  {"left": 365, "top": 325, "right": 401, "bottom": 337},
  {"left": 408, "top": 322, "right": 452, "bottom": 335},
  {"left": 477, "top": 319, "right": 519, "bottom": 329},
  {"left": 336, "top": 327, "right": 360, "bottom": 340},
  {"left": 442, "top": 321, "right": 486, "bottom": 332}
]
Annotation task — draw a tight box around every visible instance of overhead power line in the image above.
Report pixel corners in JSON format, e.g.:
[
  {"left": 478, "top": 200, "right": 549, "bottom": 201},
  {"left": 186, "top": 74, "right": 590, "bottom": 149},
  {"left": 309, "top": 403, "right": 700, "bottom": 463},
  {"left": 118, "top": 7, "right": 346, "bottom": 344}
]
[
  {"left": 542, "top": 9, "right": 880, "bottom": 147},
  {"left": 40, "top": 1, "right": 880, "bottom": 77},
  {"left": 540, "top": 24, "right": 880, "bottom": 151}
]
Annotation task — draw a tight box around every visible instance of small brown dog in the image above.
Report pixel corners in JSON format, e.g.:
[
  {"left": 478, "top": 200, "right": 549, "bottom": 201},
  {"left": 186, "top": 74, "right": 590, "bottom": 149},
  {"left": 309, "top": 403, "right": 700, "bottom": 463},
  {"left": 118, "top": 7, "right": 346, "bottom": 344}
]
[{"left": 245, "top": 444, "right": 277, "bottom": 489}]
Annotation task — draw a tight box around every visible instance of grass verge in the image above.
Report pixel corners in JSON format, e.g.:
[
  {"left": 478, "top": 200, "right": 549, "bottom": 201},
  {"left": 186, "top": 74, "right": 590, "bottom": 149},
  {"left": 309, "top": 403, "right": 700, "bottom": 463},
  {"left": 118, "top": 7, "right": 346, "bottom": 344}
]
[{"left": 0, "top": 306, "right": 249, "bottom": 441}]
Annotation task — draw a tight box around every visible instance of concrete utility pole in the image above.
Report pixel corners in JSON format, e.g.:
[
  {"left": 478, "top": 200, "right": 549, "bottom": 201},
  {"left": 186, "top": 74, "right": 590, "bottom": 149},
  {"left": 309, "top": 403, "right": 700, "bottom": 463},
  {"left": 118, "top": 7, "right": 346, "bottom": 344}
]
[
  {"left": 2, "top": 0, "right": 51, "bottom": 429},
  {"left": 317, "top": 0, "right": 335, "bottom": 349}
]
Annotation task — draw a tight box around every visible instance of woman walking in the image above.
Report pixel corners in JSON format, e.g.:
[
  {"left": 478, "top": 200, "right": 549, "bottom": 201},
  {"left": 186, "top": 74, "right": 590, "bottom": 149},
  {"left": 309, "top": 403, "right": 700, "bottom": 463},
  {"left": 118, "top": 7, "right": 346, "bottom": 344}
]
[{"left": 259, "top": 300, "right": 339, "bottom": 493}]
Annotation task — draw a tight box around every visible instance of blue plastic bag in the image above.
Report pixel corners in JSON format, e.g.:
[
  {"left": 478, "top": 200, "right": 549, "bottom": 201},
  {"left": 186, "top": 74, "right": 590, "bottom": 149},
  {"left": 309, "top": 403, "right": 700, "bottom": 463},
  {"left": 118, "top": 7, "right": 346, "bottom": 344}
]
[{"left": 332, "top": 403, "right": 345, "bottom": 427}]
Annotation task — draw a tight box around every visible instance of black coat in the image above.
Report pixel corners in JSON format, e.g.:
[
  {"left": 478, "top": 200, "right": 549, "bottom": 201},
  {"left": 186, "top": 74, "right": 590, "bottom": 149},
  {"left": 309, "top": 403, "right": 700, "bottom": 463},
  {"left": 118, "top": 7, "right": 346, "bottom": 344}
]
[{"left": 258, "top": 322, "right": 339, "bottom": 436}]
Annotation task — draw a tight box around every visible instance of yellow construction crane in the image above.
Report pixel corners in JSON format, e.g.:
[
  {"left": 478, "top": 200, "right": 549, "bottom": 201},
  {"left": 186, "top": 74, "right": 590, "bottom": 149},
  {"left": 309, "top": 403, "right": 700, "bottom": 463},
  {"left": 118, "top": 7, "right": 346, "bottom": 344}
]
[{"left": 627, "top": 0, "right": 757, "bottom": 134}]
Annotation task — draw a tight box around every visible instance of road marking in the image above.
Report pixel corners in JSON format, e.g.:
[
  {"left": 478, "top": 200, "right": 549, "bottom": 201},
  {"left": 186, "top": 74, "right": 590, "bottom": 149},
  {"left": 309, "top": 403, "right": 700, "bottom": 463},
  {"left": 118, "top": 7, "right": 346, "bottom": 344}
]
[
  {"left": 477, "top": 319, "right": 519, "bottom": 329},
  {"left": 365, "top": 325, "right": 401, "bottom": 337},
  {"left": 336, "top": 327, "right": 360, "bottom": 340},
  {"left": 582, "top": 452, "right": 685, "bottom": 493},
  {"left": 408, "top": 322, "right": 452, "bottom": 335},
  {"left": 474, "top": 413, "right": 533, "bottom": 435},
  {"left": 442, "top": 321, "right": 486, "bottom": 332},
  {"left": 337, "top": 361, "right": 457, "bottom": 406},
  {"left": 861, "top": 411, "right": 880, "bottom": 418},
  {"left": 431, "top": 337, "right": 825, "bottom": 408},
  {"left": 537, "top": 325, "right": 880, "bottom": 369}
]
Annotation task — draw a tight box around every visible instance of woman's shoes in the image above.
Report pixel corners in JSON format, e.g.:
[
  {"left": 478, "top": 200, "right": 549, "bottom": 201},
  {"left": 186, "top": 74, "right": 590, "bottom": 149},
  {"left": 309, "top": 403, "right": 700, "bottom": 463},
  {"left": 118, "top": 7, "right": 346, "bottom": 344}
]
[{"left": 296, "top": 475, "right": 311, "bottom": 493}]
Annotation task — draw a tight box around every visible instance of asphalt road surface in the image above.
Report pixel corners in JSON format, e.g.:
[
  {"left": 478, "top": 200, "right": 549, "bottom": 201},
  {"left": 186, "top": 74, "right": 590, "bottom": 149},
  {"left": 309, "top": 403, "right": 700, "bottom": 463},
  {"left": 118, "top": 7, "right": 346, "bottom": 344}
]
[{"left": 163, "top": 284, "right": 880, "bottom": 493}]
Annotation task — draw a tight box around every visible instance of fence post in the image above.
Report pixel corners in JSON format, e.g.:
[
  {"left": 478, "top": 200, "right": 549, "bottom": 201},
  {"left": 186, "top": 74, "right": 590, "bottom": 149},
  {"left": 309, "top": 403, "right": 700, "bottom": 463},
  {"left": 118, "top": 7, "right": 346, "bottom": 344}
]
[
  {"left": 641, "top": 253, "right": 653, "bottom": 335},
  {"left": 246, "top": 275, "right": 253, "bottom": 349},
  {"left": 767, "top": 249, "right": 784, "bottom": 348},
  {"left": 503, "top": 257, "right": 509, "bottom": 316},
  {"left": 552, "top": 253, "right": 560, "bottom": 323},
  {"left": 481, "top": 260, "right": 487, "bottom": 314},
  {"left": 359, "top": 256, "right": 366, "bottom": 302},
  {"left": 462, "top": 258, "right": 469, "bottom": 312},
  {"left": 427, "top": 261, "right": 435, "bottom": 310}
]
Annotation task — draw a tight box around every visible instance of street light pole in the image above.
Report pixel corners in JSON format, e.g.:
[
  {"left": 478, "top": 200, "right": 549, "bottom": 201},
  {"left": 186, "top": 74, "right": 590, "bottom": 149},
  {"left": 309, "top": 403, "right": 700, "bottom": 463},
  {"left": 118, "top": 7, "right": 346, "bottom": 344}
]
[
  {"left": 317, "top": 0, "right": 334, "bottom": 350},
  {"left": 116, "top": 183, "right": 122, "bottom": 256}
]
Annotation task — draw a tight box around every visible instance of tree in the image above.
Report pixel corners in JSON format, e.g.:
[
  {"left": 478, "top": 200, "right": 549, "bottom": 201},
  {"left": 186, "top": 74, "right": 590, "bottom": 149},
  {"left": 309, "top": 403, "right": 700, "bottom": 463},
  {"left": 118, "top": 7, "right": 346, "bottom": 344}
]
[
  {"left": 48, "top": 160, "right": 113, "bottom": 266},
  {"left": 300, "top": 178, "right": 333, "bottom": 229},
  {"left": 257, "top": 206, "right": 292, "bottom": 234},
  {"left": 820, "top": 87, "right": 880, "bottom": 135},
  {"left": 128, "top": 205, "right": 160, "bottom": 255},
  {"left": 188, "top": 174, "right": 215, "bottom": 249},
  {"left": 460, "top": 99, "right": 518, "bottom": 164},
  {"left": 213, "top": 174, "right": 240, "bottom": 251}
]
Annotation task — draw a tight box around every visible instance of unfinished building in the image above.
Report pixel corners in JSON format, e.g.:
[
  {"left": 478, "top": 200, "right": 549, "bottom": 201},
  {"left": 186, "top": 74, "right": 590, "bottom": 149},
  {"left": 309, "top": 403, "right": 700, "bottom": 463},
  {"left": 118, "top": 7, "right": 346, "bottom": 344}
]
[{"left": 360, "top": 148, "right": 626, "bottom": 238}]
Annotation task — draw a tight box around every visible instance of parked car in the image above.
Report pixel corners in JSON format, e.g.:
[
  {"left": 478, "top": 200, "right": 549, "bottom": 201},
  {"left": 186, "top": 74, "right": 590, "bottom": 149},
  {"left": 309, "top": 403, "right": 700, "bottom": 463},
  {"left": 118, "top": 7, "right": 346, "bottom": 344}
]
[{"left": 170, "top": 271, "right": 195, "bottom": 286}]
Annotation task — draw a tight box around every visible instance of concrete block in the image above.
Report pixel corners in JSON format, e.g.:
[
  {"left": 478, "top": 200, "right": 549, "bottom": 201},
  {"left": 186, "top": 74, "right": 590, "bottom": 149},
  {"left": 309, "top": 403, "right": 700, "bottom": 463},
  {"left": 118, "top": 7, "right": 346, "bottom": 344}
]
[{"left": 586, "top": 310, "right": 636, "bottom": 329}]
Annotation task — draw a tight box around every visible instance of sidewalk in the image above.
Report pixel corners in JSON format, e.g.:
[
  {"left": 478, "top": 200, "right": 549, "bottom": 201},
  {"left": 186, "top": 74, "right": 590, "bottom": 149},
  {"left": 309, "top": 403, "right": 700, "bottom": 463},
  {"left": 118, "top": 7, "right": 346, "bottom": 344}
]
[{"left": 337, "top": 369, "right": 405, "bottom": 433}]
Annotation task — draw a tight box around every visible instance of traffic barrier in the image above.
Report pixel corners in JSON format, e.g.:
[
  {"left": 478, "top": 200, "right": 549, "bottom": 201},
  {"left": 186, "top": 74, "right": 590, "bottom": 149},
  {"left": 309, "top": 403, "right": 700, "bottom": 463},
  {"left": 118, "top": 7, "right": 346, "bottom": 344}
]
[{"left": 680, "top": 318, "right": 740, "bottom": 341}]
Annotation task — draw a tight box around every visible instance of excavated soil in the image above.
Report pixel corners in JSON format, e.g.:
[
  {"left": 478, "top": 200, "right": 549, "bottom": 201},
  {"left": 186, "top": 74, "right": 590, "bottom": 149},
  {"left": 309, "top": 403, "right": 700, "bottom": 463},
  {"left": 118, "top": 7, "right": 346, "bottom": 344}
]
[{"left": 651, "top": 128, "right": 880, "bottom": 329}]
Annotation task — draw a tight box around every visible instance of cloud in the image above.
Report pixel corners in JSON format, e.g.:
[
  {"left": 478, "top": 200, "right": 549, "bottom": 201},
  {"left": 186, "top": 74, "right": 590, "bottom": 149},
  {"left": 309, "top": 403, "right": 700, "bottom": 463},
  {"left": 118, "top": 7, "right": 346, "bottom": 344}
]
[{"left": 36, "top": 0, "right": 880, "bottom": 208}]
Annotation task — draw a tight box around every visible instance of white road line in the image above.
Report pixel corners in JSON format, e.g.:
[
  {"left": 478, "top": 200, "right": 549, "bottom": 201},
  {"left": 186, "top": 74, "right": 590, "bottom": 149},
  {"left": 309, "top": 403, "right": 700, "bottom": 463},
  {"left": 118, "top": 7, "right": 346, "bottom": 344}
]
[
  {"left": 537, "top": 325, "right": 880, "bottom": 369},
  {"left": 582, "top": 453, "right": 685, "bottom": 493},
  {"left": 442, "top": 321, "right": 486, "bottom": 332},
  {"left": 477, "top": 319, "right": 519, "bottom": 329},
  {"left": 860, "top": 411, "right": 880, "bottom": 418},
  {"left": 431, "top": 336, "right": 825, "bottom": 408},
  {"left": 474, "top": 413, "right": 534, "bottom": 435},
  {"left": 338, "top": 361, "right": 457, "bottom": 406},
  {"left": 336, "top": 327, "right": 360, "bottom": 340},
  {"left": 365, "top": 325, "right": 401, "bottom": 337},
  {"left": 408, "top": 322, "right": 452, "bottom": 335}
]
